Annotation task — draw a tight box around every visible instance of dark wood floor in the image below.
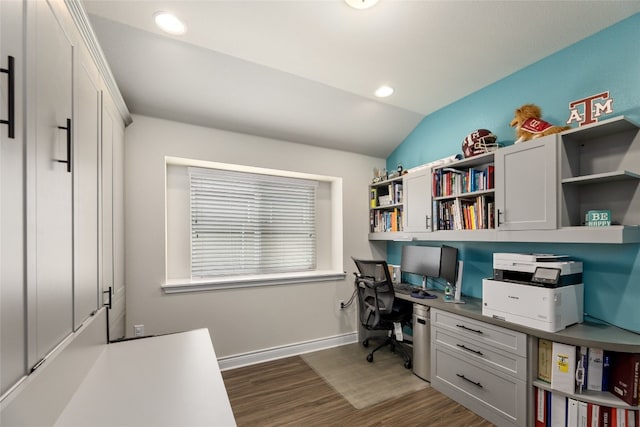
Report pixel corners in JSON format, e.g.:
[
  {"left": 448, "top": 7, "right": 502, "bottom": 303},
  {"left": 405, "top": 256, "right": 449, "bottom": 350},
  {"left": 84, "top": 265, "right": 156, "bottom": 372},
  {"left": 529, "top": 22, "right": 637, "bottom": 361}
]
[{"left": 222, "top": 354, "right": 494, "bottom": 426}]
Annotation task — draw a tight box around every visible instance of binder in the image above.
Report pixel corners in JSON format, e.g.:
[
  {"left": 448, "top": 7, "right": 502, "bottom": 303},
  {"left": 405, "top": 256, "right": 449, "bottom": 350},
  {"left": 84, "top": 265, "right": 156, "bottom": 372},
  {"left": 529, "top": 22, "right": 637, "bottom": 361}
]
[
  {"left": 577, "top": 346, "right": 588, "bottom": 392},
  {"left": 578, "top": 401, "right": 588, "bottom": 427},
  {"left": 611, "top": 352, "right": 640, "bottom": 406},
  {"left": 551, "top": 392, "right": 567, "bottom": 427},
  {"left": 552, "top": 342, "right": 577, "bottom": 394},
  {"left": 535, "top": 387, "right": 547, "bottom": 427},
  {"left": 587, "top": 403, "right": 600, "bottom": 427},
  {"left": 587, "top": 348, "right": 604, "bottom": 392},
  {"left": 568, "top": 398, "right": 579, "bottom": 427}
]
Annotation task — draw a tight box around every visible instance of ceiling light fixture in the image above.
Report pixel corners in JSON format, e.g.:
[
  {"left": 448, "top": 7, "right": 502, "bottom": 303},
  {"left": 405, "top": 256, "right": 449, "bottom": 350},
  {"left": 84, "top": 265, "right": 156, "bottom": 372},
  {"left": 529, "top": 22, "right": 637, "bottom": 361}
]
[
  {"left": 153, "top": 11, "right": 186, "bottom": 35},
  {"left": 375, "top": 85, "right": 394, "bottom": 98},
  {"left": 345, "top": 0, "right": 379, "bottom": 10}
]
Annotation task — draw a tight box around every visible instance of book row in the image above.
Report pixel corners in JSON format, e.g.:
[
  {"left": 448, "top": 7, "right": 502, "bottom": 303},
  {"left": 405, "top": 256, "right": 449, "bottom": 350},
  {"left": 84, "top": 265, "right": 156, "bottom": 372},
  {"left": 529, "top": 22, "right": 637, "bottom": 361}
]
[
  {"left": 535, "top": 387, "right": 639, "bottom": 427},
  {"left": 432, "top": 165, "right": 495, "bottom": 198},
  {"left": 539, "top": 339, "right": 640, "bottom": 406},
  {"left": 369, "top": 208, "right": 403, "bottom": 233},
  {"left": 433, "top": 195, "right": 495, "bottom": 231}
]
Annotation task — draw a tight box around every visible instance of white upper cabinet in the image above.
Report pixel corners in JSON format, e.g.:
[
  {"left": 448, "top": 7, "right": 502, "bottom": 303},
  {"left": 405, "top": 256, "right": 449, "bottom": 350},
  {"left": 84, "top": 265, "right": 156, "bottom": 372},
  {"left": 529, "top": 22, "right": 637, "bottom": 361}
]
[
  {"left": 403, "top": 168, "right": 432, "bottom": 233},
  {"left": 494, "top": 135, "right": 558, "bottom": 231}
]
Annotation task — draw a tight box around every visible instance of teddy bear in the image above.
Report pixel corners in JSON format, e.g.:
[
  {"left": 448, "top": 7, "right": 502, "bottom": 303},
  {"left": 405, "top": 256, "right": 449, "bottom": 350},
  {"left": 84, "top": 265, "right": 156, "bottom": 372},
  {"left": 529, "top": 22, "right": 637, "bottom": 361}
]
[{"left": 510, "top": 104, "right": 571, "bottom": 144}]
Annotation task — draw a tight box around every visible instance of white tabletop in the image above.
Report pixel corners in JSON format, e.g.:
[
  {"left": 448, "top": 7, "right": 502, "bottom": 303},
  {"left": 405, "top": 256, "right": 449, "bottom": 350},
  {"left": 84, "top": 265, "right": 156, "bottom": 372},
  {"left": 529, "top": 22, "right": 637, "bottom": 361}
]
[{"left": 54, "top": 328, "right": 236, "bottom": 427}]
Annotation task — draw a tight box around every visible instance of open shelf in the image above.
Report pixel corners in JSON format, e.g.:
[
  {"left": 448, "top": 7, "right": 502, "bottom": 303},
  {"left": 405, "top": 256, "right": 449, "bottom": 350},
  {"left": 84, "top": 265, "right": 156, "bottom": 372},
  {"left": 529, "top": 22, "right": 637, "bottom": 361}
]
[
  {"left": 561, "top": 170, "right": 640, "bottom": 185},
  {"left": 533, "top": 380, "right": 637, "bottom": 410}
]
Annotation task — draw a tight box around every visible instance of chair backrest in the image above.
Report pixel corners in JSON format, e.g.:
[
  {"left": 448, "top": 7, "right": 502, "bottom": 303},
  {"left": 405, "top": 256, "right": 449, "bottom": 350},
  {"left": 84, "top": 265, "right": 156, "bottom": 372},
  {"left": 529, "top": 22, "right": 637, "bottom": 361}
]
[{"left": 352, "top": 258, "right": 396, "bottom": 330}]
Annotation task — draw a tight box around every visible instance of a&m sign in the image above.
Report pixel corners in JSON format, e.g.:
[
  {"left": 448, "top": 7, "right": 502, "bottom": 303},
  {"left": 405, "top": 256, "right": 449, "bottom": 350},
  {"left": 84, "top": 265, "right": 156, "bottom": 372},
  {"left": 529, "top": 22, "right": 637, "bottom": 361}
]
[{"left": 567, "top": 91, "right": 614, "bottom": 127}]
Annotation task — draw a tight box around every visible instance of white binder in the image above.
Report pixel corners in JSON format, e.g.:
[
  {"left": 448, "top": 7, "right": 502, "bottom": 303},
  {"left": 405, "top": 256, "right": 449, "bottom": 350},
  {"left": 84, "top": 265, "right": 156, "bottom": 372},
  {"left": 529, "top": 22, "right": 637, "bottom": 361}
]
[{"left": 551, "top": 342, "right": 577, "bottom": 394}]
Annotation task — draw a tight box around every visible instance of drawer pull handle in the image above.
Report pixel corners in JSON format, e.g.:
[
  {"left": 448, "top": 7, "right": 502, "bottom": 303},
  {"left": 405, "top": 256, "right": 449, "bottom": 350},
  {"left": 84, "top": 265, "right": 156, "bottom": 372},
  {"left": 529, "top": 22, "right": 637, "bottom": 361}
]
[
  {"left": 457, "top": 344, "right": 483, "bottom": 356},
  {"left": 456, "top": 373, "right": 483, "bottom": 388},
  {"left": 456, "top": 324, "right": 483, "bottom": 334}
]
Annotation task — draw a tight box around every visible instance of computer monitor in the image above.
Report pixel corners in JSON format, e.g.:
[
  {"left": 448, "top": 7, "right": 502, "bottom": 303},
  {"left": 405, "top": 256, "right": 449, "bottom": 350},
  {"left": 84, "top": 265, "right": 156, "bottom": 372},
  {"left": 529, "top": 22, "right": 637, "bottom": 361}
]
[
  {"left": 439, "top": 245, "right": 458, "bottom": 285},
  {"left": 401, "top": 245, "right": 441, "bottom": 289},
  {"left": 440, "top": 244, "right": 465, "bottom": 304}
]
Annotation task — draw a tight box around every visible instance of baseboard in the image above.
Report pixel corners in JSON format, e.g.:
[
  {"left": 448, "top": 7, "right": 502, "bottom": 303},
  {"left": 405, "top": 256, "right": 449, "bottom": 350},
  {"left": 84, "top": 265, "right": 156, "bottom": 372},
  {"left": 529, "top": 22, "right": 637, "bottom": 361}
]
[{"left": 218, "top": 332, "right": 358, "bottom": 371}]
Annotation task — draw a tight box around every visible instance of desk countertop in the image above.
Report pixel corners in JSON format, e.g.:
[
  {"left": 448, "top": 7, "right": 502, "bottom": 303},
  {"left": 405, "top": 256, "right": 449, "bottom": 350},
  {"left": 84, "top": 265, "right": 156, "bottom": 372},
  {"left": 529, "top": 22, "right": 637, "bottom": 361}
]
[
  {"left": 397, "top": 290, "right": 640, "bottom": 352},
  {"left": 54, "top": 328, "right": 236, "bottom": 427}
]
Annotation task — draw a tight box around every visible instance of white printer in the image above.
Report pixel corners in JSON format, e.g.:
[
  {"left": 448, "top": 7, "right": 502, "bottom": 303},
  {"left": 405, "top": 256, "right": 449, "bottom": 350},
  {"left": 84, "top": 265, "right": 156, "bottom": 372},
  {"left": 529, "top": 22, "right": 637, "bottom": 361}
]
[{"left": 482, "top": 253, "right": 584, "bottom": 332}]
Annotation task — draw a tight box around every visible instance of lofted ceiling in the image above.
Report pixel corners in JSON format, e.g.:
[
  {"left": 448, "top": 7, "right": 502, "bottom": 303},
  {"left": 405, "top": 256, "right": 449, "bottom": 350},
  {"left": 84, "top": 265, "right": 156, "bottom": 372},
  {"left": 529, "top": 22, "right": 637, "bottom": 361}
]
[{"left": 84, "top": 1, "right": 640, "bottom": 158}]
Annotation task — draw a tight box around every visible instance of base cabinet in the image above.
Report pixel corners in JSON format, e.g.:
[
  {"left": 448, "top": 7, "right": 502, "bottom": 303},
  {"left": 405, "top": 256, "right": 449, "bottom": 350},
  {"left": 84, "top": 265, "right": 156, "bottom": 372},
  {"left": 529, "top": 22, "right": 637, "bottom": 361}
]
[{"left": 431, "top": 308, "right": 528, "bottom": 427}]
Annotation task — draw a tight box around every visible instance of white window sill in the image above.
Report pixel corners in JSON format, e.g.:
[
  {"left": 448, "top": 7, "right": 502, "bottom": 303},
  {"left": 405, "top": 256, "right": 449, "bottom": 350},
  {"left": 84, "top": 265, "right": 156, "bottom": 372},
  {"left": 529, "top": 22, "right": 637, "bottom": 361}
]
[{"left": 161, "top": 270, "right": 347, "bottom": 294}]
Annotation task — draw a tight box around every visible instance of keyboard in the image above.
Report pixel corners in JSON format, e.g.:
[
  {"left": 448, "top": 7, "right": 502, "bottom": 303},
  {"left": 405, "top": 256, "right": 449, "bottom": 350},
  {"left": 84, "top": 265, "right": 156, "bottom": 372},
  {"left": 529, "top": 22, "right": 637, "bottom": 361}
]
[{"left": 393, "top": 283, "right": 417, "bottom": 295}]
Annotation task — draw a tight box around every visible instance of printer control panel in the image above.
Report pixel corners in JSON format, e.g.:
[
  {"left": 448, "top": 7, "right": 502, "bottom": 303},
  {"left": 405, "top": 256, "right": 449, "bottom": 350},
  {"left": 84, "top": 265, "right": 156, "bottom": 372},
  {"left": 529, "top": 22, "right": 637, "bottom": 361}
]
[{"left": 531, "top": 267, "right": 561, "bottom": 286}]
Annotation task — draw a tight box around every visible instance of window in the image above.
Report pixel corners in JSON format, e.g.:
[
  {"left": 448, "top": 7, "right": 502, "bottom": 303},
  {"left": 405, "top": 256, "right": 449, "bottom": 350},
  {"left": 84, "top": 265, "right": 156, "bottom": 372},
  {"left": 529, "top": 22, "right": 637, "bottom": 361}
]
[
  {"left": 163, "top": 157, "right": 345, "bottom": 293},
  {"left": 189, "top": 167, "right": 317, "bottom": 278}
]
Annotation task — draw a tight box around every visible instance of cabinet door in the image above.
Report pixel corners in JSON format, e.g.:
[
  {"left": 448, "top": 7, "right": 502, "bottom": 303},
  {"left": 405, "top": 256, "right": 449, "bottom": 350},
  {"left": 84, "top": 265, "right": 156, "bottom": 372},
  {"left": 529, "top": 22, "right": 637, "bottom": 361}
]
[
  {"left": 73, "top": 50, "right": 101, "bottom": 329},
  {"left": 1, "top": 0, "right": 27, "bottom": 396},
  {"left": 494, "top": 136, "right": 558, "bottom": 231},
  {"left": 403, "top": 168, "right": 432, "bottom": 232},
  {"left": 30, "top": 0, "right": 74, "bottom": 362},
  {"left": 102, "top": 97, "right": 126, "bottom": 340}
]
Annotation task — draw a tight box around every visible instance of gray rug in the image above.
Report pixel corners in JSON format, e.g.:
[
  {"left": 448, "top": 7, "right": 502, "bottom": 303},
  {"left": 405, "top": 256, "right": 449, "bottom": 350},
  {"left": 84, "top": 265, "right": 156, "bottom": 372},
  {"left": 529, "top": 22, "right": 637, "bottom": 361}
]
[{"left": 301, "top": 342, "right": 429, "bottom": 409}]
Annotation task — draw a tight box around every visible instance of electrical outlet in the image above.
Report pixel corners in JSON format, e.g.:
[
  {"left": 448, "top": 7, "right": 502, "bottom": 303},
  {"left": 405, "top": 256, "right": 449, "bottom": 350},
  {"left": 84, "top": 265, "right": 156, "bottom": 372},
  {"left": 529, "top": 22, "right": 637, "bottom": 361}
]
[
  {"left": 338, "top": 300, "right": 344, "bottom": 310},
  {"left": 133, "top": 324, "right": 144, "bottom": 337}
]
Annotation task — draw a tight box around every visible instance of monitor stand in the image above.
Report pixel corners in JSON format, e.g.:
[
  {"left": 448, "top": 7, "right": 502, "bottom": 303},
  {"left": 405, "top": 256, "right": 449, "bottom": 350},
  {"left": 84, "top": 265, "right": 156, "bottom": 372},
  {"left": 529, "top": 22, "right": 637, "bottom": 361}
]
[{"left": 443, "top": 261, "right": 465, "bottom": 304}]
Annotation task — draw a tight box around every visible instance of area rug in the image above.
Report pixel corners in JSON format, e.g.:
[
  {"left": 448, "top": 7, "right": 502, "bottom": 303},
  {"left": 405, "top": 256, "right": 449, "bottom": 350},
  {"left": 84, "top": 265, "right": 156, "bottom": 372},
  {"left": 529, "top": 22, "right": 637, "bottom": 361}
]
[{"left": 301, "top": 342, "right": 429, "bottom": 409}]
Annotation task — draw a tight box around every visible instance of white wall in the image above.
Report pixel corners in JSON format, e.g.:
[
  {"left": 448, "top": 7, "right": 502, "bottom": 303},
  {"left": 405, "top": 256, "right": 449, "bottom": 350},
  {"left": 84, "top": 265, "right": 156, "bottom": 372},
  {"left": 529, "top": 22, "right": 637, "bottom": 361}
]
[{"left": 124, "top": 115, "right": 386, "bottom": 360}]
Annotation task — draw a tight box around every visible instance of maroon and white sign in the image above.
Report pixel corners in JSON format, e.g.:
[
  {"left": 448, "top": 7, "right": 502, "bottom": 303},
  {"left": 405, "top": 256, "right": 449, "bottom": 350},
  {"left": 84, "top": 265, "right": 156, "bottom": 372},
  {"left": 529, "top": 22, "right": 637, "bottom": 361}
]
[{"left": 567, "top": 91, "right": 614, "bottom": 127}]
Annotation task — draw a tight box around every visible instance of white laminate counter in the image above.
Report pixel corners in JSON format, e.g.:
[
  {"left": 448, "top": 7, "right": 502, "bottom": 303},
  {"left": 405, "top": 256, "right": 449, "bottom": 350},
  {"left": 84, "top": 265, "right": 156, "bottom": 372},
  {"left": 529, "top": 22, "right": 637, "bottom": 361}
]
[{"left": 54, "top": 328, "right": 236, "bottom": 427}]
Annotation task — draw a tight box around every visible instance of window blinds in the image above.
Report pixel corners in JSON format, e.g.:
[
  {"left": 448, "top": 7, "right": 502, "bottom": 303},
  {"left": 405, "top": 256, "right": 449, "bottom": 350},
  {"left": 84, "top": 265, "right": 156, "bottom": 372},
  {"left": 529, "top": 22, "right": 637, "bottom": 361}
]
[{"left": 189, "top": 167, "right": 317, "bottom": 278}]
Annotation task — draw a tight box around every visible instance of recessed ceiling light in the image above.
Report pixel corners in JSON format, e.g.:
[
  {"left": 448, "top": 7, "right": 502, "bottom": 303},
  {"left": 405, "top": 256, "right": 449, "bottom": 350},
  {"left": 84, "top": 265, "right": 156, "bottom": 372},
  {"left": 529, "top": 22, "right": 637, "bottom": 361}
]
[
  {"left": 375, "top": 85, "right": 394, "bottom": 98},
  {"left": 154, "top": 11, "right": 186, "bottom": 35},
  {"left": 345, "top": 0, "right": 379, "bottom": 10}
]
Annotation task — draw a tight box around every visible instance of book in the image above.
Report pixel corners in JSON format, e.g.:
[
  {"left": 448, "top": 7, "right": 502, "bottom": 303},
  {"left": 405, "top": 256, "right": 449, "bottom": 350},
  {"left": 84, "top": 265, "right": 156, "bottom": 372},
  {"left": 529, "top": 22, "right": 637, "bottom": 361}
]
[
  {"left": 611, "top": 352, "right": 640, "bottom": 406},
  {"left": 552, "top": 341, "right": 577, "bottom": 394},
  {"left": 588, "top": 348, "right": 604, "bottom": 392},
  {"left": 539, "top": 338, "right": 553, "bottom": 382}
]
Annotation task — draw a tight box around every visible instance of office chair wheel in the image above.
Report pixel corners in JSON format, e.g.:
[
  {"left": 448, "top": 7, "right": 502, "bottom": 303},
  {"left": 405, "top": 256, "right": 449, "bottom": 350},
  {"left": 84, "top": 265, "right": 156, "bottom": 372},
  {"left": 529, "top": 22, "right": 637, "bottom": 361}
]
[
  {"left": 362, "top": 339, "right": 369, "bottom": 348},
  {"left": 366, "top": 353, "right": 374, "bottom": 363},
  {"left": 404, "top": 360, "right": 412, "bottom": 369}
]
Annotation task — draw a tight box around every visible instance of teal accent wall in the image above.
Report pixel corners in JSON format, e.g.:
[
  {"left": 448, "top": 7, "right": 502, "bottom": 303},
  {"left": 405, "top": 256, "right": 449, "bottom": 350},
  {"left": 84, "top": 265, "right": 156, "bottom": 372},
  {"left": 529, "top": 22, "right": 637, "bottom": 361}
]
[{"left": 386, "top": 13, "right": 640, "bottom": 333}]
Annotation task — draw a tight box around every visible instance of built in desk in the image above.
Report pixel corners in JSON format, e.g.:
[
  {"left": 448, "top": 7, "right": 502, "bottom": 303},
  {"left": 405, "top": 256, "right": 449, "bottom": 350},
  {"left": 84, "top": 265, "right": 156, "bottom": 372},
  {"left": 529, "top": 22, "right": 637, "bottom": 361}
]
[
  {"left": 397, "top": 289, "right": 640, "bottom": 426},
  {"left": 396, "top": 289, "right": 640, "bottom": 351}
]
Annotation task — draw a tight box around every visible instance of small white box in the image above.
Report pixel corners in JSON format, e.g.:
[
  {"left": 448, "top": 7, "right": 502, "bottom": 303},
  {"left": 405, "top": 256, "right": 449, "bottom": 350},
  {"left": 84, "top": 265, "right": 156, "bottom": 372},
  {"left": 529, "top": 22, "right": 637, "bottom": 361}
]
[{"left": 378, "top": 195, "right": 392, "bottom": 206}]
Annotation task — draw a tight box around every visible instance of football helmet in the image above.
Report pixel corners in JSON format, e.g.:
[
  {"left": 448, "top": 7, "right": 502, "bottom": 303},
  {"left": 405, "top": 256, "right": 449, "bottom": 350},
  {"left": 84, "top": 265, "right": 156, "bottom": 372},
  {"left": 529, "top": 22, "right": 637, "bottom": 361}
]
[{"left": 462, "top": 129, "right": 499, "bottom": 158}]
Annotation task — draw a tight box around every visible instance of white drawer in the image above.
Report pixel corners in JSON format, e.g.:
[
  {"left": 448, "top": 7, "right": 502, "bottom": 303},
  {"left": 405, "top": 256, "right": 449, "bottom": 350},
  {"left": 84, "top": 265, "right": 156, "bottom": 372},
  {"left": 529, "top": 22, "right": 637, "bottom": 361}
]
[
  {"left": 431, "top": 345, "right": 526, "bottom": 427},
  {"left": 431, "top": 308, "right": 527, "bottom": 357},
  {"left": 432, "top": 327, "right": 527, "bottom": 381}
]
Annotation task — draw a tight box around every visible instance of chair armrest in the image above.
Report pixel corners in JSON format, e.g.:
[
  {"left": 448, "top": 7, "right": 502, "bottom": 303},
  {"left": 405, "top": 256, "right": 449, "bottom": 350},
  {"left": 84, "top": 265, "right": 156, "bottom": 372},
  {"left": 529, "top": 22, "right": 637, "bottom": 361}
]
[{"left": 355, "top": 274, "right": 387, "bottom": 289}]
